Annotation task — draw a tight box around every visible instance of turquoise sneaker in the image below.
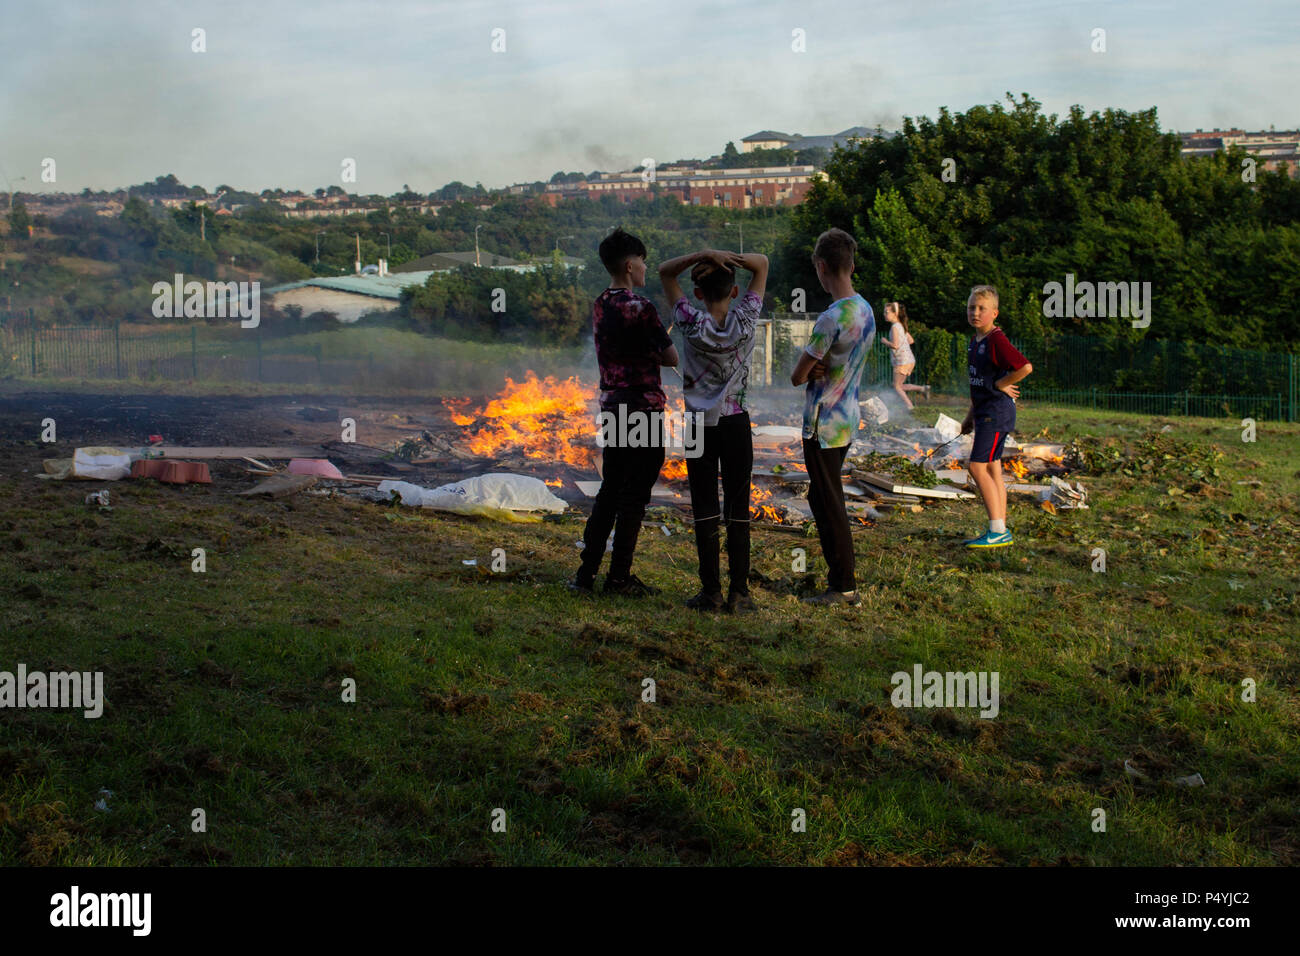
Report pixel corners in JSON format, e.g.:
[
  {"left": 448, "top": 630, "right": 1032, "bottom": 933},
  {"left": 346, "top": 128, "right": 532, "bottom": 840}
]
[{"left": 964, "top": 530, "right": 1013, "bottom": 549}]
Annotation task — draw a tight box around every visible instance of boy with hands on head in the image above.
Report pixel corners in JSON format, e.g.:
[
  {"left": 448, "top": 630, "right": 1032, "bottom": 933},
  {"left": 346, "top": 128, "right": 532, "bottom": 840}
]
[{"left": 659, "top": 248, "right": 767, "bottom": 613}]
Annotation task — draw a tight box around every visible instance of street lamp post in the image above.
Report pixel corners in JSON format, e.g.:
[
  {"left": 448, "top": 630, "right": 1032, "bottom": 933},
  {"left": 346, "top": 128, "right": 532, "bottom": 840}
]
[
  {"left": 724, "top": 220, "right": 744, "bottom": 253},
  {"left": 380, "top": 232, "right": 390, "bottom": 261},
  {"left": 475, "top": 224, "right": 483, "bottom": 266},
  {"left": 315, "top": 230, "right": 325, "bottom": 264}
]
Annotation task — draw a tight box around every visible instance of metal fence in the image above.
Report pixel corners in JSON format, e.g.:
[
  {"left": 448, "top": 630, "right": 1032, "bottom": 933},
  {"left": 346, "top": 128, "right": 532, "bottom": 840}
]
[
  {"left": 769, "top": 313, "right": 1298, "bottom": 421},
  {"left": 2, "top": 312, "right": 1297, "bottom": 421},
  {"left": 0, "top": 315, "right": 575, "bottom": 392}
]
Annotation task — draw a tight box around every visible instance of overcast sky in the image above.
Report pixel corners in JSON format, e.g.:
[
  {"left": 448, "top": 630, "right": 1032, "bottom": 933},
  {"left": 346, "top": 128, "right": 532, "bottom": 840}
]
[{"left": 2, "top": 0, "right": 1297, "bottom": 195}]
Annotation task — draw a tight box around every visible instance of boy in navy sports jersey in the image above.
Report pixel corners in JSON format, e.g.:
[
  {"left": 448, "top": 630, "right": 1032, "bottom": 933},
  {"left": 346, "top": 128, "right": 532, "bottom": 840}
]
[{"left": 960, "top": 285, "right": 1033, "bottom": 549}]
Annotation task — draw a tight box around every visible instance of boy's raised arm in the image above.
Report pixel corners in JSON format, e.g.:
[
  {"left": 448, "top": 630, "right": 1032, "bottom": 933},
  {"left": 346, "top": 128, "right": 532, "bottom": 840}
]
[
  {"left": 727, "top": 252, "right": 768, "bottom": 298},
  {"left": 658, "top": 250, "right": 730, "bottom": 308}
]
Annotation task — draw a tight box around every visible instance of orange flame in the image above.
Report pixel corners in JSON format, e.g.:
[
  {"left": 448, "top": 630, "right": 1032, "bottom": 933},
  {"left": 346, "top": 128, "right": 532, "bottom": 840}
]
[
  {"left": 661, "top": 458, "right": 689, "bottom": 481},
  {"left": 452, "top": 372, "right": 597, "bottom": 468},
  {"left": 1006, "top": 457, "right": 1029, "bottom": 480}
]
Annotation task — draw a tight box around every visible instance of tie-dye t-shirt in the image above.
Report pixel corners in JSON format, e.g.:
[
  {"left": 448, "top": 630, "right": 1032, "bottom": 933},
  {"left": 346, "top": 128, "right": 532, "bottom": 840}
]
[
  {"left": 673, "top": 290, "right": 761, "bottom": 426},
  {"left": 593, "top": 287, "right": 673, "bottom": 411},
  {"left": 801, "top": 294, "right": 875, "bottom": 448}
]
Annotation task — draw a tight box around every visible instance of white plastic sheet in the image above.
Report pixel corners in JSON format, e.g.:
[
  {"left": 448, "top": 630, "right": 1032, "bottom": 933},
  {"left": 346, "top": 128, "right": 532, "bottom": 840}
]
[{"left": 377, "top": 473, "right": 567, "bottom": 517}]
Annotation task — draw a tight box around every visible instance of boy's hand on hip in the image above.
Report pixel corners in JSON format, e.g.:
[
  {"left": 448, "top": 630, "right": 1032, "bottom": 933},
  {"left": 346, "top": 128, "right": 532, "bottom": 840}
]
[{"left": 997, "top": 381, "right": 1020, "bottom": 400}]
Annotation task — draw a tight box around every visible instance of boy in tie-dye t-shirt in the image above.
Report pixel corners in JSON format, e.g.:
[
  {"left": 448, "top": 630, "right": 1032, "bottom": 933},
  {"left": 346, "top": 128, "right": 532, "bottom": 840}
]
[
  {"left": 790, "top": 228, "right": 875, "bottom": 606},
  {"left": 801, "top": 294, "right": 875, "bottom": 447}
]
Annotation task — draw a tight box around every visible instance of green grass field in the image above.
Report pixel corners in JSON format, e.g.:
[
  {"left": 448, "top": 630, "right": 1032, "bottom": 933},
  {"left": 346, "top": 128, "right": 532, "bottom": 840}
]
[{"left": 1, "top": 401, "right": 1296, "bottom": 865}]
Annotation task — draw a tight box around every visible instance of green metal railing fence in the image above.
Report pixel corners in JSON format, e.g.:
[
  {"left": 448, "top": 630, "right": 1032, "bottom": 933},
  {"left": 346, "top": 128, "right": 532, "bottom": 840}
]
[
  {"left": 769, "top": 313, "right": 1297, "bottom": 422},
  {"left": 2, "top": 315, "right": 1297, "bottom": 421}
]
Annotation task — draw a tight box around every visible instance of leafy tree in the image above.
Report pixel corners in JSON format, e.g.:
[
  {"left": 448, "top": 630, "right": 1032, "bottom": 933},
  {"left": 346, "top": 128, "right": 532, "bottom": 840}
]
[{"left": 8, "top": 200, "right": 30, "bottom": 239}]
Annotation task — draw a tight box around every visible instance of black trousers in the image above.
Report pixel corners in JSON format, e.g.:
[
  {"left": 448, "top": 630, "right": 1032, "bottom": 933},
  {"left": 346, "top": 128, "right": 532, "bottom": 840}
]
[
  {"left": 685, "top": 411, "right": 753, "bottom": 596},
  {"left": 579, "top": 437, "right": 665, "bottom": 583},
  {"left": 802, "top": 438, "right": 855, "bottom": 592}
]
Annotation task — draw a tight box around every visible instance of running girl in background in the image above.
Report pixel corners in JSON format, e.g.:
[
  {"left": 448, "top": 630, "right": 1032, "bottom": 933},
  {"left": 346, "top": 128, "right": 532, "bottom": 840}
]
[{"left": 882, "top": 301, "right": 929, "bottom": 409}]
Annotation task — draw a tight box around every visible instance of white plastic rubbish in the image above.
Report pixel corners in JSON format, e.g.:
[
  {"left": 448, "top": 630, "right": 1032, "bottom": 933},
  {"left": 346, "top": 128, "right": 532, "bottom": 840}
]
[
  {"left": 72, "top": 447, "right": 132, "bottom": 481},
  {"left": 862, "top": 396, "right": 889, "bottom": 425},
  {"left": 933, "top": 413, "right": 962, "bottom": 441},
  {"left": 378, "top": 474, "right": 566, "bottom": 515}
]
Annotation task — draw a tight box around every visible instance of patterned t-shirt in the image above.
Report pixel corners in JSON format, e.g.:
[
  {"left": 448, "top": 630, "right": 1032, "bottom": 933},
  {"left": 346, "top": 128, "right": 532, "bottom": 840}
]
[
  {"left": 674, "top": 290, "right": 761, "bottom": 426},
  {"left": 801, "top": 294, "right": 875, "bottom": 448},
  {"left": 592, "top": 287, "right": 673, "bottom": 411}
]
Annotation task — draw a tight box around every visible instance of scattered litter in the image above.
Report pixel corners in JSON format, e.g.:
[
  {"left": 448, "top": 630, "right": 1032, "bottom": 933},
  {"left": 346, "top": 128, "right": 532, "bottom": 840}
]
[
  {"left": 84, "top": 490, "right": 111, "bottom": 508},
  {"left": 661, "top": 524, "right": 671, "bottom": 536},
  {"left": 147, "top": 434, "right": 164, "bottom": 445},
  {"left": 1228, "top": 579, "right": 1245, "bottom": 591},
  {"left": 1174, "top": 773, "right": 1205, "bottom": 788},
  {"left": 1050, "top": 476, "right": 1089, "bottom": 509},
  {"left": 462, "top": 559, "right": 478, "bottom": 566},
  {"left": 1123, "top": 759, "right": 1148, "bottom": 781}
]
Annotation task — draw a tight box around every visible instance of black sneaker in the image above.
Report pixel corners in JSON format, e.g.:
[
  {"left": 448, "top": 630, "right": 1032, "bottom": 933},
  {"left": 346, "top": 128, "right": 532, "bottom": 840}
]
[
  {"left": 603, "top": 574, "right": 659, "bottom": 597},
  {"left": 685, "top": 590, "right": 725, "bottom": 611},
  {"left": 727, "top": 591, "right": 756, "bottom": 614},
  {"left": 802, "top": 589, "right": 862, "bottom": 606}
]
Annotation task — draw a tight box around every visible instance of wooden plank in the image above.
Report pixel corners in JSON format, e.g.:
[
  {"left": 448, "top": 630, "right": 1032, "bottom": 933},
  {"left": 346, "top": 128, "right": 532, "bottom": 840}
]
[
  {"left": 856, "top": 484, "right": 922, "bottom": 504},
  {"left": 147, "top": 446, "right": 322, "bottom": 460}
]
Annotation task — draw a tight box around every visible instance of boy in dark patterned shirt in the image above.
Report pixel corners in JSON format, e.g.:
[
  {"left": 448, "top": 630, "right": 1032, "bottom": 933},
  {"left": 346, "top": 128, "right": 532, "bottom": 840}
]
[{"left": 570, "top": 228, "right": 679, "bottom": 596}]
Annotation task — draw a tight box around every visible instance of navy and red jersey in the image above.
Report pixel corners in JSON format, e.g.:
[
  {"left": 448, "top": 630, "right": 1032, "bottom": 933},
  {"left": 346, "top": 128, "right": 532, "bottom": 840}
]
[
  {"left": 968, "top": 327, "right": 1028, "bottom": 420},
  {"left": 592, "top": 288, "right": 673, "bottom": 412}
]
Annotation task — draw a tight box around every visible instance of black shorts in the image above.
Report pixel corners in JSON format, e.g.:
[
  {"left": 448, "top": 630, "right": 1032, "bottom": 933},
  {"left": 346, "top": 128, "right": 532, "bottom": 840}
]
[{"left": 970, "top": 417, "right": 1010, "bottom": 463}]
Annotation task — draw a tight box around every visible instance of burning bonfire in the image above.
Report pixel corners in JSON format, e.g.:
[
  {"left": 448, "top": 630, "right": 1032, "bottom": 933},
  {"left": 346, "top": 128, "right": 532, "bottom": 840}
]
[{"left": 444, "top": 371, "right": 597, "bottom": 468}]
